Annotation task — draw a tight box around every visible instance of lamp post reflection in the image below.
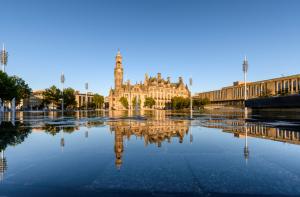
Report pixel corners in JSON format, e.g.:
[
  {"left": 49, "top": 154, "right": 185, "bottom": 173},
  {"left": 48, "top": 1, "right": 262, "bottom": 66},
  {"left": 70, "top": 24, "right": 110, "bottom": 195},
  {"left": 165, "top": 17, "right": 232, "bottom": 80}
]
[
  {"left": 85, "top": 121, "right": 89, "bottom": 138},
  {"left": 244, "top": 108, "right": 249, "bottom": 164},
  {"left": 190, "top": 120, "right": 193, "bottom": 144},
  {"left": 60, "top": 127, "right": 65, "bottom": 152},
  {"left": 0, "top": 150, "right": 7, "bottom": 182}
]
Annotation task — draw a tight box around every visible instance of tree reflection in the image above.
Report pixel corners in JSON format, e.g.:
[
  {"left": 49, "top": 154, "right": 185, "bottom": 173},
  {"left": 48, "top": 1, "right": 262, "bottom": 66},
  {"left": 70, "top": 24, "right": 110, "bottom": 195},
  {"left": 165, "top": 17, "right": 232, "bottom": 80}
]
[
  {"left": 0, "top": 121, "right": 31, "bottom": 181},
  {"left": 0, "top": 122, "right": 31, "bottom": 152}
]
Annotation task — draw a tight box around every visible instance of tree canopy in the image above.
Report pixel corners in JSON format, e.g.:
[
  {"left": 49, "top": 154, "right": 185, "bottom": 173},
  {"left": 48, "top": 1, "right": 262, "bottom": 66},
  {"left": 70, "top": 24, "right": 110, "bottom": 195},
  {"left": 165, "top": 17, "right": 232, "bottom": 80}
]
[
  {"left": 43, "top": 85, "right": 61, "bottom": 107},
  {"left": 193, "top": 98, "right": 210, "bottom": 108},
  {"left": 119, "top": 97, "right": 129, "bottom": 109},
  {"left": 0, "top": 71, "right": 31, "bottom": 103},
  {"left": 63, "top": 88, "right": 77, "bottom": 109},
  {"left": 43, "top": 86, "right": 77, "bottom": 109},
  {"left": 168, "top": 96, "right": 190, "bottom": 110},
  {"left": 144, "top": 97, "right": 155, "bottom": 108},
  {"left": 93, "top": 94, "right": 104, "bottom": 109}
]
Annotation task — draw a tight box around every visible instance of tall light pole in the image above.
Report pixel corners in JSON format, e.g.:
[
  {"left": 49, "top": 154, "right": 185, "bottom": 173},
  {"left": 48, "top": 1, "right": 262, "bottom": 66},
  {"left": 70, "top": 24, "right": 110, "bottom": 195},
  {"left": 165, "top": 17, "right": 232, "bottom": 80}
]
[
  {"left": 243, "top": 56, "right": 249, "bottom": 164},
  {"left": 85, "top": 82, "right": 88, "bottom": 111},
  {"left": 0, "top": 44, "right": 8, "bottom": 73},
  {"left": 243, "top": 56, "right": 249, "bottom": 111},
  {"left": 189, "top": 77, "right": 193, "bottom": 119},
  {"left": 61, "top": 73, "right": 65, "bottom": 116}
]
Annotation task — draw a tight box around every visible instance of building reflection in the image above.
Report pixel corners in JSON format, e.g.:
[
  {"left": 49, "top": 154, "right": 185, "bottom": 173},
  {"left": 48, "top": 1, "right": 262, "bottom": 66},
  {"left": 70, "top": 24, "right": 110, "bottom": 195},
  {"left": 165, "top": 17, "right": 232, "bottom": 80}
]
[
  {"left": 108, "top": 113, "right": 190, "bottom": 169},
  {"left": 202, "top": 112, "right": 300, "bottom": 164},
  {"left": 32, "top": 120, "right": 104, "bottom": 151},
  {"left": 203, "top": 118, "right": 300, "bottom": 145}
]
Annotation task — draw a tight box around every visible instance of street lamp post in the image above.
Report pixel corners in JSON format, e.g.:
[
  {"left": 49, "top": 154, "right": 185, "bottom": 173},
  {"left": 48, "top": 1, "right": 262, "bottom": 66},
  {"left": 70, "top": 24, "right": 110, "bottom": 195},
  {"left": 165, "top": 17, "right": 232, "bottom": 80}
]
[
  {"left": 243, "top": 56, "right": 249, "bottom": 164},
  {"left": 243, "top": 56, "right": 249, "bottom": 112},
  {"left": 189, "top": 77, "right": 193, "bottom": 119},
  {"left": 85, "top": 82, "right": 88, "bottom": 111},
  {"left": 0, "top": 44, "right": 8, "bottom": 73},
  {"left": 61, "top": 73, "right": 65, "bottom": 116}
]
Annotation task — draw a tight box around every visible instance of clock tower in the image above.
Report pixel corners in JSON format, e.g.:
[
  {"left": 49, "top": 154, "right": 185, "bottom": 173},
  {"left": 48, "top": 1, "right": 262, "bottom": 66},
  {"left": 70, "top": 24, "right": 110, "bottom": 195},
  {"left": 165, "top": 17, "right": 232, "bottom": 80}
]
[{"left": 114, "top": 49, "right": 123, "bottom": 90}]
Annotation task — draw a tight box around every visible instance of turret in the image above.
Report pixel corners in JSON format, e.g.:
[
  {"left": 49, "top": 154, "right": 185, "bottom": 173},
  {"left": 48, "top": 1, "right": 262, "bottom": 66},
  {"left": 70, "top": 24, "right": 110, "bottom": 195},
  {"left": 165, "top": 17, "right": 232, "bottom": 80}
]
[
  {"left": 144, "top": 73, "right": 149, "bottom": 85},
  {"left": 179, "top": 77, "right": 183, "bottom": 84},
  {"left": 157, "top": 73, "right": 162, "bottom": 80},
  {"left": 167, "top": 77, "right": 171, "bottom": 83}
]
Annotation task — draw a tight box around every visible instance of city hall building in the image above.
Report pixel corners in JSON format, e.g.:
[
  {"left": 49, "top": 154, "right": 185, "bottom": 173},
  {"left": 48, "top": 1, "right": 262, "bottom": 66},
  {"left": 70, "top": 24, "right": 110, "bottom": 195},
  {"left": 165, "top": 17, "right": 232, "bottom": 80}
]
[{"left": 108, "top": 50, "right": 190, "bottom": 110}]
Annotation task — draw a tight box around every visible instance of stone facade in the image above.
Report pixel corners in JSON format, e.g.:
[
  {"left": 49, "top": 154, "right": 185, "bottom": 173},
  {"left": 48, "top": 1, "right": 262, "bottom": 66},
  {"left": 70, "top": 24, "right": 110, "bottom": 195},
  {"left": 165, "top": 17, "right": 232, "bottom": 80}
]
[{"left": 109, "top": 50, "right": 190, "bottom": 110}]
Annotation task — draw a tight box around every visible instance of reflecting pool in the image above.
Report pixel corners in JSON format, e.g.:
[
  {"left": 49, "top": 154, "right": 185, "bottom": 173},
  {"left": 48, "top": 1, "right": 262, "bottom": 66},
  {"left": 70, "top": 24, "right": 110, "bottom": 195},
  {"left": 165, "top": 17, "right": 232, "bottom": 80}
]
[{"left": 0, "top": 110, "right": 300, "bottom": 197}]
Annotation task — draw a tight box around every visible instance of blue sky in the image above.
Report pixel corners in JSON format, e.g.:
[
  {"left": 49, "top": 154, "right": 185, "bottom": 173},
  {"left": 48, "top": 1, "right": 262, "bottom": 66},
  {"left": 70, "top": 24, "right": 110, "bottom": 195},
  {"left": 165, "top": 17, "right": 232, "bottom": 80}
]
[{"left": 1, "top": 0, "right": 300, "bottom": 95}]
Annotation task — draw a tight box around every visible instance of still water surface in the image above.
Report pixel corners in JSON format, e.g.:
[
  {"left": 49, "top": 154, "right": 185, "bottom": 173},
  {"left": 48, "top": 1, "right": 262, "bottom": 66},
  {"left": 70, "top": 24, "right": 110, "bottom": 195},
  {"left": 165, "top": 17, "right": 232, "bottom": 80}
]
[{"left": 0, "top": 110, "right": 300, "bottom": 197}]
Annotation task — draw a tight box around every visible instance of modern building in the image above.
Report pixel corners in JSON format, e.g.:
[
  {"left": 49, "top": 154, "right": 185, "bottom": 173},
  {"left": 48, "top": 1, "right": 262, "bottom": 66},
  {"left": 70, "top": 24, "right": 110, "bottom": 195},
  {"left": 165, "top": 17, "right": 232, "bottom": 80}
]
[
  {"left": 20, "top": 90, "right": 44, "bottom": 110},
  {"left": 74, "top": 91, "right": 94, "bottom": 108},
  {"left": 194, "top": 74, "right": 300, "bottom": 105},
  {"left": 108, "top": 50, "right": 190, "bottom": 110},
  {"left": 19, "top": 90, "right": 96, "bottom": 110}
]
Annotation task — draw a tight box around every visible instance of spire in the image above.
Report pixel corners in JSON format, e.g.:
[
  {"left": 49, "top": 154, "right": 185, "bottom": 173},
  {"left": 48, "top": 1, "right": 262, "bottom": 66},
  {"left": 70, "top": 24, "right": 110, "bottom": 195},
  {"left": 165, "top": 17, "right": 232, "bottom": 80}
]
[
  {"left": 117, "top": 48, "right": 121, "bottom": 56},
  {"left": 2, "top": 44, "right": 4, "bottom": 51}
]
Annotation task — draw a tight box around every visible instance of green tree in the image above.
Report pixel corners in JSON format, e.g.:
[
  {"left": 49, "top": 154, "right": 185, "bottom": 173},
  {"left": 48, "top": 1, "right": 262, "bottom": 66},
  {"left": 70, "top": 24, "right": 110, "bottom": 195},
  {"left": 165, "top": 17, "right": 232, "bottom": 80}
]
[
  {"left": 193, "top": 97, "right": 210, "bottom": 108},
  {"left": 11, "top": 76, "right": 31, "bottom": 104},
  {"left": 93, "top": 94, "right": 104, "bottom": 109},
  {"left": 0, "top": 71, "right": 15, "bottom": 100},
  {"left": 43, "top": 85, "right": 61, "bottom": 107},
  {"left": 119, "top": 97, "right": 129, "bottom": 109},
  {"left": 43, "top": 86, "right": 78, "bottom": 109},
  {"left": 170, "top": 96, "right": 190, "bottom": 110},
  {"left": 0, "top": 71, "right": 31, "bottom": 103},
  {"left": 144, "top": 97, "right": 155, "bottom": 108},
  {"left": 63, "top": 88, "right": 77, "bottom": 109}
]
